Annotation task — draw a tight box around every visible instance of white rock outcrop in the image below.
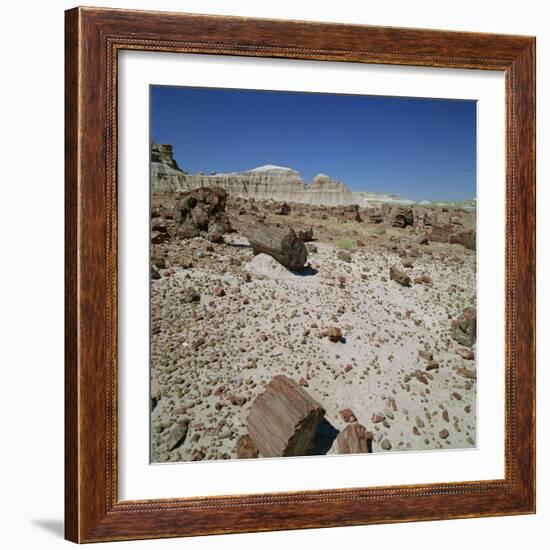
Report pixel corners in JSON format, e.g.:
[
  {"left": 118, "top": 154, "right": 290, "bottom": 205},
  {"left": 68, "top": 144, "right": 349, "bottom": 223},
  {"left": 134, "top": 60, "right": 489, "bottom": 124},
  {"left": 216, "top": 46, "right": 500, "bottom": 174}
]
[
  {"left": 151, "top": 143, "right": 412, "bottom": 207},
  {"left": 245, "top": 253, "right": 298, "bottom": 280}
]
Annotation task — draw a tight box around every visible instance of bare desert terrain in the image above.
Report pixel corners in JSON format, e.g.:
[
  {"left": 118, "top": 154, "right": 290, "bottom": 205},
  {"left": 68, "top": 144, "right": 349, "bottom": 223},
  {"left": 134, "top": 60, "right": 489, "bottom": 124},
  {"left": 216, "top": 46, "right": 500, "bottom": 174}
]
[{"left": 149, "top": 170, "right": 477, "bottom": 462}]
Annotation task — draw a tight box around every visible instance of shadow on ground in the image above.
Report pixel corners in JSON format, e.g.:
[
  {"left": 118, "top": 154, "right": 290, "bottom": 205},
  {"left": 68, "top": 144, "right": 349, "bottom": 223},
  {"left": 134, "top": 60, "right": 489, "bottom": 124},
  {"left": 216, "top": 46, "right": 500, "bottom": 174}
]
[
  {"left": 31, "top": 519, "right": 64, "bottom": 539},
  {"left": 311, "top": 418, "right": 340, "bottom": 455}
]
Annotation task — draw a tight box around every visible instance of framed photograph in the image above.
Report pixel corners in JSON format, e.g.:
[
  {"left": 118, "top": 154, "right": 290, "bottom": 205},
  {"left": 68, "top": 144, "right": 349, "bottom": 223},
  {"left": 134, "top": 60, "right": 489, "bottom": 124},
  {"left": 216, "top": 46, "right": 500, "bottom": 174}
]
[{"left": 65, "top": 7, "right": 536, "bottom": 543}]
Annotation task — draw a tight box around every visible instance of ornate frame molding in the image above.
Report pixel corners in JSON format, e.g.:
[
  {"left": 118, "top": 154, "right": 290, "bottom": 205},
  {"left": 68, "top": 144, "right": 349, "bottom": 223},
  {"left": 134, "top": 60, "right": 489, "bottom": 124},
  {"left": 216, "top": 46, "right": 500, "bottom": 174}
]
[{"left": 65, "top": 7, "right": 535, "bottom": 542}]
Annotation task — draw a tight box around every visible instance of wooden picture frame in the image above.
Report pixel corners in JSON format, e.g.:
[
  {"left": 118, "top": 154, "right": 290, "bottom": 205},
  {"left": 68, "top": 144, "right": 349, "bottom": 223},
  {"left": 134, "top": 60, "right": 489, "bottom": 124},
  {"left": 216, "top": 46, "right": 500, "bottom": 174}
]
[{"left": 65, "top": 6, "right": 536, "bottom": 543}]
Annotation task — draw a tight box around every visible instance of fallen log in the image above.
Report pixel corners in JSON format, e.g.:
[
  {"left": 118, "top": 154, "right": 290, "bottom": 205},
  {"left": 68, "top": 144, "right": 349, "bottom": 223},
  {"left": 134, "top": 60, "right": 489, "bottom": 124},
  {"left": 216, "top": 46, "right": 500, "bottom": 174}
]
[
  {"left": 390, "top": 206, "right": 414, "bottom": 228},
  {"left": 247, "top": 375, "right": 325, "bottom": 457},
  {"left": 429, "top": 224, "right": 454, "bottom": 243},
  {"left": 245, "top": 224, "right": 308, "bottom": 270}
]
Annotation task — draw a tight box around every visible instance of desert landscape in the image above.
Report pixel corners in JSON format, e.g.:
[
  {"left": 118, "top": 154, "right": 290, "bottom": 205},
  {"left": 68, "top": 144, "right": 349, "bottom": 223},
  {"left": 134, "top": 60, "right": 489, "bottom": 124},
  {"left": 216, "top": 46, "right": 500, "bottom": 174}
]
[{"left": 149, "top": 143, "right": 477, "bottom": 463}]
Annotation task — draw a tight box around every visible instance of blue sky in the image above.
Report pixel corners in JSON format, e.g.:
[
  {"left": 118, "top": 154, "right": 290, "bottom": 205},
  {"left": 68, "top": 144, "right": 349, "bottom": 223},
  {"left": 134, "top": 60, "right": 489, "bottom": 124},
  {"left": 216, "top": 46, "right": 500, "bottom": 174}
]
[{"left": 151, "top": 86, "right": 476, "bottom": 201}]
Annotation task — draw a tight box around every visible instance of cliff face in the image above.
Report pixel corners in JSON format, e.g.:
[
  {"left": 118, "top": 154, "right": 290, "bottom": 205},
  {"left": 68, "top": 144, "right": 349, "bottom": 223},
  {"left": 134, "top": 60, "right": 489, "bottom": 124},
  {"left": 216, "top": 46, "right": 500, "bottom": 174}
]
[{"left": 151, "top": 143, "right": 411, "bottom": 207}]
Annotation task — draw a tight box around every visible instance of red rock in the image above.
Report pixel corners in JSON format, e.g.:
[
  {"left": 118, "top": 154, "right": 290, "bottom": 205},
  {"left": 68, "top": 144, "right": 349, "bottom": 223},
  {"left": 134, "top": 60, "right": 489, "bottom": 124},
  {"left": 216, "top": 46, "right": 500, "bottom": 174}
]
[
  {"left": 228, "top": 394, "right": 247, "bottom": 406},
  {"left": 236, "top": 434, "right": 259, "bottom": 459},
  {"left": 325, "top": 326, "right": 343, "bottom": 343},
  {"left": 336, "top": 423, "right": 372, "bottom": 454},
  {"left": 213, "top": 285, "right": 226, "bottom": 297},
  {"left": 339, "top": 408, "right": 356, "bottom": 423}
]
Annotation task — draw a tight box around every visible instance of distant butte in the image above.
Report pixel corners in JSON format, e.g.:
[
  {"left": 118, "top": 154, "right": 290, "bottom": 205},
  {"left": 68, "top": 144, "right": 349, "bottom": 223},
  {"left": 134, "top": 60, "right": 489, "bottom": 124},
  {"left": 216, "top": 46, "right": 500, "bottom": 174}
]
[{"left": 150, "top": 143, "right": 416, "bottom": 207}]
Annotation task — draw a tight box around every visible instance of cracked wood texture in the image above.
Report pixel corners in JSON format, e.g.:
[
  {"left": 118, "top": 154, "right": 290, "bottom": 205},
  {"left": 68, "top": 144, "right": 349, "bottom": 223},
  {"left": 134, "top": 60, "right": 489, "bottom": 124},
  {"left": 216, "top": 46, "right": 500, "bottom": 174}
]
[{"left": 65, "top": 6, "right": 535, "bottom": 543}]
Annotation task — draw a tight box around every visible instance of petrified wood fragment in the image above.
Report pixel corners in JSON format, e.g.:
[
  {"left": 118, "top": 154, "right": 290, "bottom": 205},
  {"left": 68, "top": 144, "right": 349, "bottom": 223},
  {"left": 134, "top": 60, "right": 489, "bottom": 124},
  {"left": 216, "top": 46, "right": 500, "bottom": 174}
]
[
  {"left": 390, "top": 206, "right": 414, "bottom": 228},
  {"left": 450, "top": 229, "right": 476, "bottom": 250},
  {"left": 176, "top": 187, "right": 232, "bottom": 242},
  {"left": 451, "top": 307, "right": 477, "bottom": 347},
  {"left": 429, "top": 224, "right": 454, "bottom": 243},
  {"left": 336, "top": 423, "right": 372, "bottom": 454},
  {"left": 247, "top": 375, "right": 325, "bottom": 457},
  {"left": 390, "top": 265, "right": 411, "bottom": 287},
  {"left": 245, "top": 224, "right": 308, "bottom": 270},
  {"left": 236, "top": 434, "right": 259, "bottom": 459}
]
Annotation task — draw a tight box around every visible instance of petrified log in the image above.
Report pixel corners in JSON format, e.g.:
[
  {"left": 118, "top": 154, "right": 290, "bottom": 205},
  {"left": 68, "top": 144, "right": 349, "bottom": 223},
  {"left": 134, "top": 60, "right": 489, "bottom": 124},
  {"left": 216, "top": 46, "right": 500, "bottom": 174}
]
[
  {"left": 429, "top": 224, "right": 454, "bottom": 243},
  {"left": 176, "top": 187, "right": 232, "bottom": 241},
  {"left": 450, "top": 229, "right": 476, "bottom": 250},
  {"left": 245, "top": 224, "right": 308, "bottom": 270},
  {"left": 413, "top": 208, "right": 438, "bottom": 228},
  {"left": 390, "top": 265, "right": 411, "bottom": 287},
  {"left": 343, "top": 204, "right": 362, "bottom": 222},
  {"left": 390, "top": 206, "right": 414, "bottom": 228},
  {"left": 368, "top": 210, "right": 384, "bottom": 224},
  {"left": 451, "top": 307, "right": 477, "bottom": 347},
  {"left": 247, "top": 375, "right": 325, "bottom": 457},
  {"left": 336, "top": 423, "right": 372, "bottom": 454}
]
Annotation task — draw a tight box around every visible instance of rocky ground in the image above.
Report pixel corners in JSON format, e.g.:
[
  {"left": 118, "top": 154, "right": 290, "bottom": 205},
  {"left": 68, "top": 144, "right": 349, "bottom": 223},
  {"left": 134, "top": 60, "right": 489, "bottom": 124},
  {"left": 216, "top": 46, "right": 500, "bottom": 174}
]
[{"left": 150, "top": 194, "right": 477, "bottom": 463}]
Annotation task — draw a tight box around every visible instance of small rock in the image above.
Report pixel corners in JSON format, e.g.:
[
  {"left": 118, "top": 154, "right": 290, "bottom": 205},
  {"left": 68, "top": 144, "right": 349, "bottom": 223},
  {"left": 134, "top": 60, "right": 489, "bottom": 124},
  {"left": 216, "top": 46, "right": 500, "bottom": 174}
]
[
  {"left": 339, "top": 408, "right": 357, "bottom": 423},
  {"left": 389, "top": 265, "right": 411, "bottom": 287},
  {"left": 228, "top": 394, "right": 247, "bottom": 406},
  {"left": 182, "top": 287, "right": 201, "bottom": 303},
  {"left": 456, "top": 367, "right": 476, "bottom": 380},
  {"left": 456, "top": 348, "right": 475, "bottom": 360},
  {"left": 165, "top": 420, "right": 189, "bottom": 451},
  {"left": 236, "top": 434, "right": 259, "bottom": 459},
  {"left": 213, "top": 285, "right": 226, "bottom": 297},
  {"left": 337, "top": 250, "right": 352, "bottom": 263},
  {"left": 418, "top": 350, "right": 433, "bottom": 361},
  {"left": 325, "top": 326, "right": 343, "bottom": 343}
]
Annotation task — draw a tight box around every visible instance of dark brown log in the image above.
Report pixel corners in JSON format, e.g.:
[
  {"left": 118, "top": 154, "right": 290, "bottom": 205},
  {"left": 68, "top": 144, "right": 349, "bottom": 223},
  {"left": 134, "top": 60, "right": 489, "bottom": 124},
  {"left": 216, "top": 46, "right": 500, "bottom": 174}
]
[
  {"left": 247, "top": 375, "right": 325, "bottom": 457},
  {"left": 176, "top": 187, "right": 232, "bottom": 240},
  {"left": 336, "top": 423, "right": 372, "bottom": 454},
  {"left": 245, "top": 224, "right": 308, "bottom": 270},
  {"left": 390, "top": 206, "right": 414, "bottom": 227}
]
